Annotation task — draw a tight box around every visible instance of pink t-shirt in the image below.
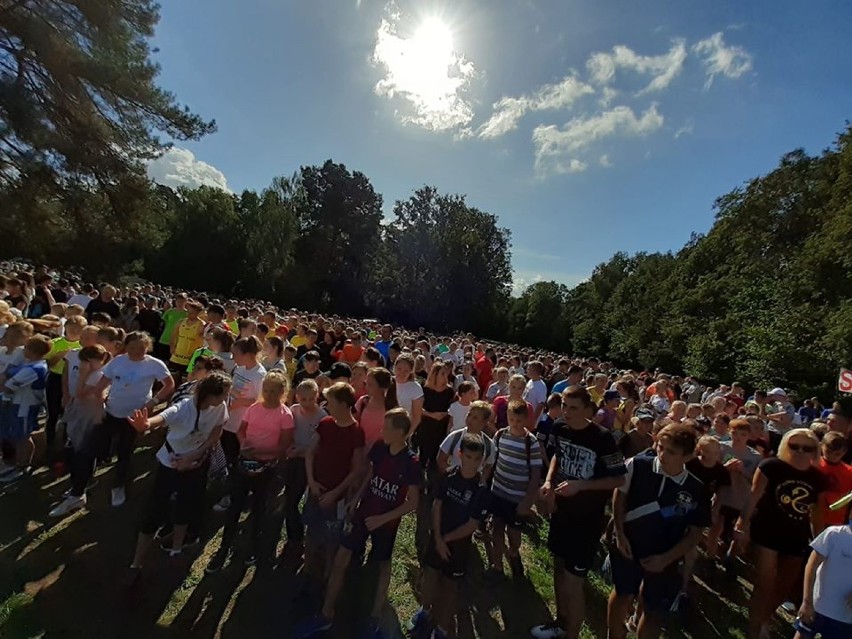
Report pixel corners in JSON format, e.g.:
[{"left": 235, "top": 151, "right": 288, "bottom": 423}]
[
  {"left": 356, "top": 397, "right": 386, "bottom": 449},
  {"left": 242, "top": 402, "right": 294, "bottom": 459}
]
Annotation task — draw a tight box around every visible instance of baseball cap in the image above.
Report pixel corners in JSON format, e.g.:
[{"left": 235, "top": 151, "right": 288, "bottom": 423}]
[
  {"left": 327, "top": 362, "right": 352, "bottom": 379},
  {"left": 768, "top": 387, "right": 787, "bottom": 397},
  {"left": 635, "top": 407, "right": 655, "bottom": 421}
]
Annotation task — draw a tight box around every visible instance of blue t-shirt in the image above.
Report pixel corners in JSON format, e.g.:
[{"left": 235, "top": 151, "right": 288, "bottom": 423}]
[
  {"left": 355, "top": 442, "right": 421, "bottom": 521},
  {"left": 374, "top": 340, "right": 392, "bottom": 362},
  {"left": 552, "top": 379, "right": 570, "bottom": 395}
]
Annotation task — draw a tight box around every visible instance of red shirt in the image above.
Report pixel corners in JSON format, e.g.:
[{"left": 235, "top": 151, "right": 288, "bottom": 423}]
[
  {"left": 492, "top": 396, "right": 534, "bottom": 430},
  {"left": 819, "top": 458, "right": 852, "bottom": 526},
  {"left": 312, "top": 417, "right": 365, "bottom": 490},
  {"left": 475, "top": 357, "right": 494, "bottom": 399}
]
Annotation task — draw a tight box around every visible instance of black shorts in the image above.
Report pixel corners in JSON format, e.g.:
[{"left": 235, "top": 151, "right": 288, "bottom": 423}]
[
  {"left": 610, "top": 547, "right": 681, "bottom": 613},
  {"left": 548, "top": 514, "right": 604, "bottom": 577},
  {"left": 719, "top": 505, "right": 740, "bottom": 544},
  {"left": 340, "top": 517, "right": 399, "bottom": 562},
  {"left": 488, "top": 494, "right": 524, "bottom": 530},
  {"left": 424, "top": 537, "right": 473, "bottom": 580}
]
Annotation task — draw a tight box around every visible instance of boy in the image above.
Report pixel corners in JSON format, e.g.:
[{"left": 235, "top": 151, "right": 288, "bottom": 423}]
[
  {"left": 536, "top": 393, "right": 564, "bottom": 462},
  {"left": 594, "top": 389, "right": 621, "bottom": 433},
  {"left": 487, "top": 399, "right": 543, "bottom": 579},
  {"left": 447, "top": 381, "right": 477, "bottom": 432},
  {"left": 299, "top": 408, "right": 419, "bottom": 638},
  {"left": 0, "top": 335, "right": 51, "bottom": 482},
  {"left": 523, "top": 361, "right": 548, "bottom": 425},
  {"left": 283, "top": 344, "right": 297, "bottom": 383},
  {"left": 711, "top": 414, "right": 732, "bottom": 443},
  {"left": 532, "top": 386, "right": 626, "bottom": 639},
  {"left": 438, "top": 400, "right": 496, "bottom": 474},
  {"left": 44, "top": 315, "right": 86, "bottom": 465},
  {"left": 303, "top": 383, "right": 365, "bottom": 590},
  {"left": 795, "top": 521, "right": 852, "bottom": 639},
  {"left": 618, "top": 407, "right": 655, "bottom": 459},
  {"left": 607, "top": 424, "right": 711, "bottom": 639},
  {"left": 411, "top": 435, "right": 490, "bottom": 639}
]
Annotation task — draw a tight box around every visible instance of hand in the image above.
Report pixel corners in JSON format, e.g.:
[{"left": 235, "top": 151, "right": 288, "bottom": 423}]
[
  {"left": 797, "top": 600, "right": 815, "bottom": 624},
  {"left": 308, "top": 481, "right": 326, "bottom": 497},
  {"left": 365, "top": 515, "right": 387, "bottom": 531},
  {"left": 436, "top": 538, "right": 451, "bottom": 561},
  {"left": 640, "top": 554, "right": 668, "bottom": 573},
  {"left": 555, "top": 480, "right": 583, "bottom": 498},
  {"left": 539, "top": 483, "right": 552, "bottom": 499},
  {"left": 173, "top": 456, "right": 197, "bottom": 471},
  {"left": 345, "top": 499, "right": 358, "bottom": 516},
  {"left": 724, "top": 458, "right": 744, "bottom": 473},
  {"left": 615, "top": 531, "right": 633, "bottom": 560},
  {"left": 733, "top": 525, "right": 750, "bottom": 551},
  {"left": 318, "top": 491, "right": 337, "bottom": 509},
  {"left": 286, "top": 444, "right": 299, "bottom": 458},
  {"left": 127, "top": 408, "right": 149, "bottom": 433}
]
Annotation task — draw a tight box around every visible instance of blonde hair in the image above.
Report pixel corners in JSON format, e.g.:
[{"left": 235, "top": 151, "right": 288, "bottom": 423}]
[
  {"left": 468, "top": 400, "right": 492, "bottom": 421},
  {"left": 777, "top": 428, "right": 820, "bottom": 464},
  {"left": 295, "top": 379, "right": 319, "bottom": 398},
  {"left": 262, "top": 370, "right": 290, "bottom": 397},
  {"left": 0, "top": 301, "right": 15, "bottom": 326}
]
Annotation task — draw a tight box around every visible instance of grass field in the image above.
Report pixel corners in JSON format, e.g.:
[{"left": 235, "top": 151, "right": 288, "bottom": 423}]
[{"left": 0, "top": 431, "right": 792, "bottom": 639}]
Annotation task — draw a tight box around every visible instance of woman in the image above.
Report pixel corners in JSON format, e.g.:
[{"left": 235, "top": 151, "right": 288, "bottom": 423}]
[
  {"left": 169, "top": 301, "right": 205, "bottom": 380},
  {"left": 415, "top": 360, "right": 454, "bottom": 482},
  {"left": 735, "top": 429, "right": 828, "bottom": 639},
  {"left": 125, "top": 372, "right": 231, "bottom": 581},
  {"left": 355, "top": 367, "right": 398, "bottom": 449}
]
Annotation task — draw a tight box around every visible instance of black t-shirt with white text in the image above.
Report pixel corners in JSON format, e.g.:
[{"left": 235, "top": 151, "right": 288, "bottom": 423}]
[{"left": 436, "top": 468, "right": 490, "bottom": 535}]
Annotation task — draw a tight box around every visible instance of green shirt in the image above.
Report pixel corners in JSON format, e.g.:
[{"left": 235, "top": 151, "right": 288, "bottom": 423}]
[
  {"left": 47, "top": 337, "right": 80, "bottom": 374},
  {"left": 159, "top": 308, "right": 188, "bottom": 345},
  {"left": 187, "top": 347, "right": 215, "bottom": 374}
]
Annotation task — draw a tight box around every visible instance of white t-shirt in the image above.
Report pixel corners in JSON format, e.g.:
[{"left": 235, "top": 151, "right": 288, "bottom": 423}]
[
  {"left": 395, "top": 380, "right": 423, "bottom": 416},
  {"left": 156, "top": 397, "right": 228, "bottom": 468},
  {"left": 448, "top": 401, "right": 472, "bottom": 431},
  {"left": 523, "top": 378, "right": 547, "bottom": 410},
  {"left": 67, "top": 294, "right": 92, "bottom": 309},
  {"left": 225, "top": 363, "right": 266, "bottom": 433},
  {"left": 64, "top": 349, "right": 82, "bottom": 396},
  {"left": 810, "top": 524, "right": 852, "bottom": 623},
  {"left": 4, "top": 361, "right": 47, "bottom": 415},
  {"left": 439, "top": 427, "right": 496, "bottom": 471},
  {"left": 290, "top": 403, "right": 327, "bottom": 451},
  {"left": 102, "top": 355, "right": 170, "bottom": 418},
  {"left": 0, "top": 345, "right": 23, "bottom": 377}
]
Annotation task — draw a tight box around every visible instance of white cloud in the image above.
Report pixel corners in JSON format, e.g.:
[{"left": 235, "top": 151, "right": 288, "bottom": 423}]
[
  {"left": 586, "top": 39, "right": 687, "bottom": 94},
  {"left": 147, "top": 147, "right": 230, "bottom": 191},
  {"left": 372, "top": 16, "right": 477, "bottom": 132},
  {"left": 692, "top": 32, "right": 753, "bottom": 88},
  {"left": 477, "top": 74, "right": 594, "bottom": 138},
  {"left": 599, "top": 86, "right": 619, "bottom": 107},
  {"left": 674, "top": 122, "right": 694, "bottom": 138},
  {"left": 532, "top": 105, "right": 663, "bottom": 176},
  {"left": 512, "top": 269, "right": 588, "bottom": 296},
  {"left": 599, "top": 154, "right": 612, "bottom": 167}
]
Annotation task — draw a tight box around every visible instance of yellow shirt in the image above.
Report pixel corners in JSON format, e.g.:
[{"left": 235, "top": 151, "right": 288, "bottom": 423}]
[
  {"left": 171, "top": 319, "right": 204, "bottom": 366},
  {"left": 290, "top": 335, "right": 306, "bottom": 348},
  {"left": 47, "top": 337, "right": 80, "bottom": 374},
  {"left": 589, "top": 387, "right": 605, "bottom": 407}
]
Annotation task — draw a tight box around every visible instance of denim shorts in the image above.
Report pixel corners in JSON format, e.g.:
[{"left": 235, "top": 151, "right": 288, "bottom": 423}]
[{"left": 0, "top": 403, "right": 41, "bottom": 442}]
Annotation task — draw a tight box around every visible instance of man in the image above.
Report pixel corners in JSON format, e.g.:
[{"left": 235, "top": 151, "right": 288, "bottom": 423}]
[
  {"left": 474, "top": 347, "right": 495, "bottom": 400},
  {"left": 552, "top": 366, "right": 583, "bottom": 396},
  {"left": 827, "top": 403, "right": 852, "bottom": 464},
  {"left": 85, "top": 284, "right": 121, "bottom": 322},
  {"left": 374, "top": 324, "right": 393, "bottom": 362}
]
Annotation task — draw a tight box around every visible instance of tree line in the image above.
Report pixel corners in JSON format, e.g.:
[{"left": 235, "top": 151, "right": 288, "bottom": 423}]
[{"left": 1, "top": 1, "right": 851, "bottom": 398}]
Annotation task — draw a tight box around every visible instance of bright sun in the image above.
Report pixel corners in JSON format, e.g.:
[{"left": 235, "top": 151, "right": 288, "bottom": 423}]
[{"left": 401, "top": 18, "right": 456, "bottom": 108}]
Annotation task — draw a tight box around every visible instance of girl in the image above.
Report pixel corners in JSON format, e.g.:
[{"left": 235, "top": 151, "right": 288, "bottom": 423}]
[
  {"left": 97, "top": 326, "right": 125, "bottom": 358},
  {"left": 214, "top": 336, "right": 267, "bottom": 512},
  {"left": 355, "top": 368, "right": 398, "bottom": 449},
  {"left": 416, "top": 360, "right": 454, "bottom": 482},
  {"left": 508, "top": 356, "right": 524, "bottom": 377},
  {"left": 262, "top": 335, "right": 286, "bottom": 372},
  {"left": 413, "top": 354, "right": 428, "bottom": 382},
  {"left": 124, "top": 372, "right": 232, "bottom": 581},
  {"left": 486, "top": 367, "right": 510, "bottom": 401},
  {"left": 169, "top": 301, "right": 205, "bottom": 380},
  {"left": 393, "top": 353, "right": 423, "bottom": 432},
  {"left": 187, "top": 329, "right": 235, "bottom": 376},
  {"left": 735, "top": 429, "right": 827, "bottom": 639},
  {"left": 91, "top": 332, "right": 175, "bottom": 507},
  {"left": 0, "top": 321, "right": 33, "bottom": 476},
  {"left": 172, "top": 355, "right": 225, "bottom": 405},
  {"left": 454, "top": 360, "right": 480, "bottom": 397},
  {"left": 207, "top": 370, "right": 294, "bottom": 571},
  {"left": 490, "top": 374, "right": 533, "bottom": 435}
]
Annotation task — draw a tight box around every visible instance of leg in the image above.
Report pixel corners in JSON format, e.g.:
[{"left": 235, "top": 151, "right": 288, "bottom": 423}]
[
  {"left": 371, "top": 560, "right": 392, "bottom": 619},
  {"left": 420, "top": 565, "right": 440, "bottom": 613},
  {"left": 44, "top": 372, "right": 63, "bottom": 462},
  {"left": 220, "top": 471, "right": 252, "bottom": 551},
  {"left": 490, "top": 518, "right": 506, "bottom": 572},
  {"left": 562, "top": 569, "right": 586, "bottom": 639},
  {"left": 434, "top": 577, "right": 458, "bottom": 637},
  {"left": 553, "top": 559, "right": 568, "bottom": 628},
  {"left": 15, "top": 436, "right": 34, "bottom": 468},
  {"left": 284, "top": 457, "right": 307, "bottom": 542},
  {"left": 637, "top": 611, "right": 662, "bottom": 639},
  {"left": 133, "top": 465, "right": 177, "bottom": 567},
  {"left": 607, "top": 592, "right": 633, "bottom": 639},
  {"left": 681, "top": 547, "right": 698, "bottom": 593},
  {"left": 248, "top": 469, "right": 275, "bottom": 555},
  {"left": 112, "top": 415, "right": 138, "bottom": 489},
  {"left": 773, "top": 555, "right": 805, "bottom": 611},
  {"left": 172, "top": 463, "right": 207, "bottom": 550},
  {"left": 748, "top": 545, "right": 778, "bottom": 639},
  {"left": 321, "top": 547, "right": 354, "bottom": 619}
]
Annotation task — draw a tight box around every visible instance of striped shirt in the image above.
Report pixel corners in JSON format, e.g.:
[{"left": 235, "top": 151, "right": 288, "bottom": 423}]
[{"left": 491, "top": 431, "right": 543, "bottom": 503}]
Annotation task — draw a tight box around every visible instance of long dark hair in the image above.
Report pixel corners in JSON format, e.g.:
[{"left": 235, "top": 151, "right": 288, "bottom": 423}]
[
  {"left": 192, "top": 372, "right": 232, "bottom": 431},
  {"left": 368, "top": 367, "right": 399, "bottom": 411}
]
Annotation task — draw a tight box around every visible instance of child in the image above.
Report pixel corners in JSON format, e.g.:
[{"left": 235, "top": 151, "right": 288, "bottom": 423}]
[
  {"left": 350, "top": 361, "right": 368, "bottom": 399},
  {"left": 711, "top": 414, "right": 732, "bottom": 443},
  {"left": 44, "top": 315, "right": 86, "bottom": 465},
  {"left": 618, "top": 407, "right": 656, "bottom": 459},
  {"left": 187, "top": 328, "right": 235, "bottom": 376},
  {"left": 262, "top": 335, "right": 286, "bottom": 372},
  {"left": 49, "top": 344, "right": 110, "bottom": 516},
  {"left": 123, "top": 372, "right": 231, "bottom": 578},
  {"left": 298, "top": 408, "right": 420, "bottom": 638},
  {"left": 207, "top": 371, "right": 294, "bottom": 571},
  {"left": 485, "top": 366, "right": 509, "bottom": 401},
  {"left": 214, "top": 336, "right": 267, "bottom": 512},
  {"left": 411, "top": 435, "right": 490, "bottom": 639},
  {"left": 282, "top": 344, "right": 297, "bottom": 384},
  {"left": 0, "top": 334, "right": 51, "bottom": 482},
  {"left": 284, "top": 380, "right": 328, "bottom": 548},
  {"left": 438, "top": 400, "right": 496, "bottom": 474},
  {"left": 523, "top": 361, "right": 548, "bottom": 424},
  {"left": 0, "top": 321, "right": 33, "bottom": 474},
  {"left": 594, "top": 389, "right": 621, "bottom": 433},
  {"left": 355, "top": 367, "right": 398, "bottom": 450},
  {"left": 795, "top": 521, "right": 852, "bottom": 639},
  {"left": 447, "top": 381, "right": 477, "bottom": 432},
  {"left": 490, "top": 374, "right": 533, "bottom": 435},
  {"left": 302, "top": 383, "right": 365, "bottom": 591},
  {"left": 169, "top": 301, "right": 204, "bottom": 380},
  {"left": 487, "top": 399, "right": 543, "bottom": 579},
  {"left": 535, "top": 393, "right": 564, "bottom": 462}
]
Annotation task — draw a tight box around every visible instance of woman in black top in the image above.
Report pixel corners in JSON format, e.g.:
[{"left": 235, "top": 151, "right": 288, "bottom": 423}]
[
  {"left": 735, "top": 428, "right": 827, "bottom": 639},
  {"left": 415, "top": 360, "right": 454, "bottom": 480}
]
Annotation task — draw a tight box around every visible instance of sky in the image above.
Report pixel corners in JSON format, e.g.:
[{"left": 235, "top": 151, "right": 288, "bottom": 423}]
[{"left": 146, "top": 0, "right": 852, "bottom": 295}]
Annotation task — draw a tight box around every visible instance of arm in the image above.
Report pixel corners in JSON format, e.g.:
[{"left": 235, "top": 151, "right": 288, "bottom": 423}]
[
  {"left": 169, "top": 320, "right": 180, "bottom": 354},
  {"left": 177, "top": 425, "right": 223, "bottom": 467},
  {"left": 321, "top": 446, "right": 365, "bottom": 504},
  {"left": 305, "top": 437, "right": 324, "bottom": 495},
  {"left": 641, "top": 525, "right": 704, "bottom": 571},
  {"left": 612, "top": 488, "right": 632, "bottom": 558},
  {"left": 410, "top": 396, "right": 423, "bottom": 432},
  {"left": 61, "top": 365, "right": 70, "bottom": 407},
  {"left": 437, "top": 449, "right": 451, "bottom": 473},
  {"left": 798, "top": 550, "right": 825, "bottom": 623},
  {"left": 442, "top": 517, "right": 480, "bottom": 543},
  {"left": 735, "top": 467, "right": 767, "bottom": 536},
  {"left": 366, "top": 484, "right": 420, "bottom": 530},
  {"left": 149, "top": 375, "right": 175, "bottom": 409},
  {"left": 555, "top": 474, "right": 626, "bottom": 497},
  {"left": 517, "top": 465, "right": 541, "bottom": 514}
]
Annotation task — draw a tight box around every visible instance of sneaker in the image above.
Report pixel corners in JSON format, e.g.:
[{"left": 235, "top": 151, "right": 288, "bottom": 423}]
[
  {"left": 213, "top": 495, "right": 231, "bottom": 512},
  {"left": 0, "top": 468, "right": 24, "bottom": 484},
  {"left": 205, "top": 548, "right": 230, "bottom": 574},
  {"left": 154, "top": 525, "right": 174, "bottom": 541},
  {"left": 530, "top": 622, "right": 566, "bottom": 639},
  {"left": 408, "top": 607, "right": 431, "bottom": 633},
  {"left": 160, "top": 536, "right": 199, "bottom": 553},
  {"left": 110, "top": 486, "right": 126, "bottom": 507},
  {"left": 294, "top": 615, "right": 333, "bottom": 638},
  {"left": 625, "top": 613, "right": 638, "bottom": 634},
  {"left": 122, "top": 565, "right": 142, "bottom": 589},
  {"left": 49, "top": 494, "right": 86, "bottom": 517}
]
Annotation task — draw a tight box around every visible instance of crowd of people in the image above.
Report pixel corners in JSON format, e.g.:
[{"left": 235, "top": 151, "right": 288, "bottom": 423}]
[{"left": 0, "top": 261, "right": 851, "bottom": 639}]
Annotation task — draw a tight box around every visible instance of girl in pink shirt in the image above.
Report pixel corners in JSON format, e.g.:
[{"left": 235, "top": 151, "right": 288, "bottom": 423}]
[{"left": 355, "top": 367, "right": 398, "bottom": 450}]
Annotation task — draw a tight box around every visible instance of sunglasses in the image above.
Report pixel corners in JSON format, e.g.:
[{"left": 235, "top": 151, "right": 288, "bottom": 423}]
[{"left": 788, "top": 443, "right": 817, "bottom": 454}]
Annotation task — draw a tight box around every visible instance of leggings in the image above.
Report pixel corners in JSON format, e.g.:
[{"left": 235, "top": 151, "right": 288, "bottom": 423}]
[
  {"left": 45, "top": 372, "right": 64, "bottom": 458},
  {"left": 139, "top": 461, "right": 209, "bottom": 536},
  {"left": 69, "top": 412, "right": 137, "bottom": 496},
  {"left": 283, "top": 457, "right": 308, "bottom": 542},
  {"left": 220, "top": 464, "right": 275, "bottom": 553}
]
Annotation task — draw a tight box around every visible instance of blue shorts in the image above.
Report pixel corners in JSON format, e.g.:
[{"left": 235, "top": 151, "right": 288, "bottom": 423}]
[
  {"left": 0, "top": 403, "right": 40, "bottom": 442},
  {"left": 302, "top": 493, "right": 344, "bottom": 547},
  {"left": 610, "top": 547, "right": 681, "bottom": 614},
  {"left": 795, "top": 612, "right": 852, "bottom": 639},
  {"left": 340, "top": 516, "right": 399, "bottom": 562}
]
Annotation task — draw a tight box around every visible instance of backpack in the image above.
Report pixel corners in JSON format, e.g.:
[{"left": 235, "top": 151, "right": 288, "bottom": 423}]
[
  {"left": 447, "top": 428, "right": 494, "bottom": 462},
  {"left": 494, "top": 427, "right": 534, "bottom": 476}
]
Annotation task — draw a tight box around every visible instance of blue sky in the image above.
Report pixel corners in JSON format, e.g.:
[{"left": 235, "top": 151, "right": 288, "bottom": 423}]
[{"left": 147, "top": 0, "right": 852, "bottom": 294}]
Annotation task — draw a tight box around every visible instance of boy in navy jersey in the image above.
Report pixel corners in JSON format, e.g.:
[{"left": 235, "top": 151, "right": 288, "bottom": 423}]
[
  {"left": 411, "top": 434, "right": 490, "bottom": 639},
  {"left": 299, "top": 407, "right": 421, "bottom": 639},
  {"left": 607, "top": 424, "right": 711, "bottom": 639}
]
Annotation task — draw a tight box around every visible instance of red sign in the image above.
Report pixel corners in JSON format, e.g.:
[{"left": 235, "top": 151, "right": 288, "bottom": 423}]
[{"left": 839, "top": 368, "right": 852, "bottom": 393}]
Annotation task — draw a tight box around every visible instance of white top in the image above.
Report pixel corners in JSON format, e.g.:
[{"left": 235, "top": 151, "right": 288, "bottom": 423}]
[
  {"left": 0, "top": 345, "right": 23, "bottom": 377},
  {"left": 67, "top": 294, "right": 92, "bottom": 309},
  {"left": 156, "top": 397, "right": 228, "bottom": 468},
  {"left": 225, "top": 363, "right": 266, "bottom": 433},
  {"left": 64, "top": 350, "right": 82, "bottom": 396},
  {"left": 448, "top": 401, "right": 472, "bottom": 431},
  {"left": 395, "top": 380, "right": 423, "bottom": 416},
  {"left": 439, "top": 427, "right": 496, "bottom": 472},
  {"left": 810, "top": 524, "right": 852, "bottom": 623},
  {"left": 290, "top": 403, "right": 327, "bottom": 450},
  {"left": 4, "top": 361, "right": 46, "bottom": 416},
  {"left": 102, "top": 355, "right": 171, "bottom": 418},
  {"left": 523, "top": 378, "right": 547, "bottom": 410}
]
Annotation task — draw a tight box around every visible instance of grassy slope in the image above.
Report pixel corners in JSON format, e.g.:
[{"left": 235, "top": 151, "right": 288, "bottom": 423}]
[{"left": 0, "top": 435, "right": 788, "bottom": 639}]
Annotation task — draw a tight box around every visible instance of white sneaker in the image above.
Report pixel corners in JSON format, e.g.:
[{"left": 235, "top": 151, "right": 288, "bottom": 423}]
[
  {"left": 530, "top": 622, "right": 566, "bottom": 639},
  {"left": 49, "top": 494, "right": 86, "bottom": 517},
  {"left": 213, "top": 495, "right": 231, "bottom": 512},
  {"left": 0, "top": 468, "right": 24, "bottom": 484},
  {"left": 111, "top": 486, "right": 126, "bottom": 507}
]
